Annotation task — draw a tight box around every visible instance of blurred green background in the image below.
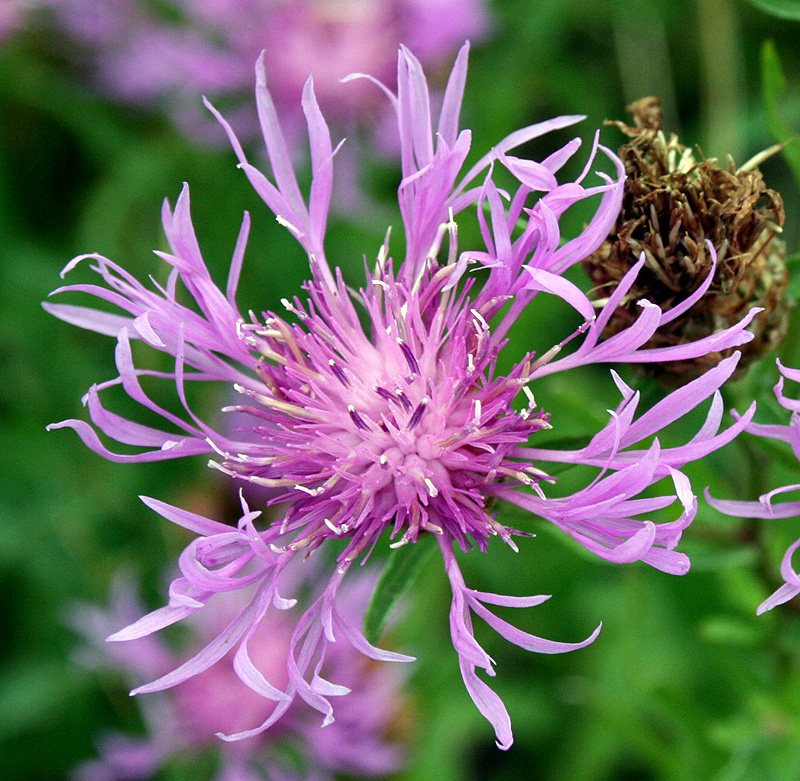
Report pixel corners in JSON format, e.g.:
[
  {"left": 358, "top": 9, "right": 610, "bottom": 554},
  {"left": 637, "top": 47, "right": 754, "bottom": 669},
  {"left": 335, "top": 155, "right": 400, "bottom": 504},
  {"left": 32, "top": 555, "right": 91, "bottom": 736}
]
[{"left": 2, "top": 0, "right": 800, "bottom": 779}]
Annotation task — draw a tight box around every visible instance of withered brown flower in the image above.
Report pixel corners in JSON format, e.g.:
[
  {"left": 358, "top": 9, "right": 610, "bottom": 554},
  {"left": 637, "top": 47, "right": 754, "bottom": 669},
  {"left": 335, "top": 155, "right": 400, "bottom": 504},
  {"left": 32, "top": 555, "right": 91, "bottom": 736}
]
[{"left": 584, "top": 96, "right": 789, "bottom": 385}]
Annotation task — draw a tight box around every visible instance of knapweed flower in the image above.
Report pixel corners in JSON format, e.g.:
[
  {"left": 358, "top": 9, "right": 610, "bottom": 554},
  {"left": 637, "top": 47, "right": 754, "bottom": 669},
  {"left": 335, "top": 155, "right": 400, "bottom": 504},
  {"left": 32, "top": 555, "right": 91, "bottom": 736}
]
[
  {"left": 707, "top": 360, "right": 800, "bottom": 616},
  {"left": 43, "top": 0, "right": 488, "bottom": 143},
  {"left": 71, "top": 561, "right": 406, "bottom": 780},
  {"left": 46, "top": 44, "right": 761, "bottom": 749},
  {"left": 583, "top": 97, "right": 789, "bottom": 385}
]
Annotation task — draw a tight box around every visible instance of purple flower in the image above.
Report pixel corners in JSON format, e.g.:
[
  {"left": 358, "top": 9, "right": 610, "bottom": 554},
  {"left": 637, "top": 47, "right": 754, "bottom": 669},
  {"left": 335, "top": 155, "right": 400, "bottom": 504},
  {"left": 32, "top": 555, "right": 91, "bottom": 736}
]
[
  {"left": 43, "top": 0, "right": 489, "bottom": 143},
  {"left": 0, "top": 0, "right": 31, "bottom": 42},
  {"left": 46, "top": 44, "right": 760, "bottom": 749},
  {"left": 71, "top": 560, "right": 406, "bottom": 781},
  {"left": 707, "top": 359, "right": 800, "bottom": 615}
]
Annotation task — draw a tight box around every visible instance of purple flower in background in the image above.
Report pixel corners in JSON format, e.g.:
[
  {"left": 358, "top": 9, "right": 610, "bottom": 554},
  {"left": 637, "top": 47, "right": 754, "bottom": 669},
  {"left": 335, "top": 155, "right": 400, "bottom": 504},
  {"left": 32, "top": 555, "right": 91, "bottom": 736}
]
[
  {"left": 71, "top": 560, "right": 406, "bottom": 781},
  {"left": 46, "top": 44, "right": 761, "bottom": 748},
  {"left": 707, "top": 360, "right": 800, "bottom": 615},
  {"left": 0, "top": 0, "right": 31, "bottom": 42},
  {"left": 43, "top": 0, "right": 489, "bottom": 143}
]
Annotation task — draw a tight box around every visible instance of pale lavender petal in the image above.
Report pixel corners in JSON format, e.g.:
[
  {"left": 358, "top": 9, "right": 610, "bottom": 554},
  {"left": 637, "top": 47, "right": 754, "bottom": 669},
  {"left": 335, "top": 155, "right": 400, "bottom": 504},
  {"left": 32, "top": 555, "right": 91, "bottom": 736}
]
[
  {"left": 436, "top": 42, "right": 469, "bottom": 147},
  {"left": 254, "top": 54, "right": 307, "bottom": 230},
  {"left": 131, "top": 585, "right": 266, "bottom": 694},
  {"left": 459, "top": 658, "right": 513, "bottom": 750},
  {"left": 467, "top": 590, "right": 551, "bottom": 609},
  {"left": 139, "top": 496, "right": 234, "bottom": 537},
  {"left": 470, "top": 599, "right": 602, "bottom": 654},
  {"left": 41, "top": 302, "right": 133, "bottom": 337},
  {"left": 226, "top": 212, "right": 250, "bottom": 306},
  {"left": 758, "top": 583, "right": 800, "bottom": 614}
]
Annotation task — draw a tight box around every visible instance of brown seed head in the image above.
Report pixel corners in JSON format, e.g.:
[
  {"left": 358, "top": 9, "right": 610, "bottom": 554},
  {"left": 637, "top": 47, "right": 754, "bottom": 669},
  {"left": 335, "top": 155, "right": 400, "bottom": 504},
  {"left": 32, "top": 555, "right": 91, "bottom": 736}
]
[{"left": 584, "top": 97, "right": 789, "bottom": 385}]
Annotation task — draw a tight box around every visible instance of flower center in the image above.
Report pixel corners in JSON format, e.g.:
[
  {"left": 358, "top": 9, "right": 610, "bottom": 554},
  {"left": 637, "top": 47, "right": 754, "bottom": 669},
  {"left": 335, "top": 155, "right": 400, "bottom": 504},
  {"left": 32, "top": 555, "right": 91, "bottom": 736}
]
[{"left": 221, "top": 273, "right": 549, "bottom": 557}]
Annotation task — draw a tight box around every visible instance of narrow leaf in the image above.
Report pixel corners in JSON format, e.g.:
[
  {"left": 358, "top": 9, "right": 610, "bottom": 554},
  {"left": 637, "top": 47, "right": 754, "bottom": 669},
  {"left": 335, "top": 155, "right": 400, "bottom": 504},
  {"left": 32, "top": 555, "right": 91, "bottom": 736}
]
[
  {"left": 748, "top": 0, "right": 800, "bottom": 20},
  {"left": 363, "top": 533, "right": 436, "bottom": 645}
]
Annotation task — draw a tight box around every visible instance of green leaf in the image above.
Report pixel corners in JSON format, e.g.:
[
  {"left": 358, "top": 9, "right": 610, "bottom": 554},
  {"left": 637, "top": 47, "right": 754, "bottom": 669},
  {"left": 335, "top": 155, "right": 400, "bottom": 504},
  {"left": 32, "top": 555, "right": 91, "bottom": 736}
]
[
  {"left": 363, "top": 533, "right": 436, "bottom": 645},
  {"left": 747, "top": 0, "right": 800, "bottom": 20},
  {"left": 760, "top": 41, "right": 800, "bottom": 187}
]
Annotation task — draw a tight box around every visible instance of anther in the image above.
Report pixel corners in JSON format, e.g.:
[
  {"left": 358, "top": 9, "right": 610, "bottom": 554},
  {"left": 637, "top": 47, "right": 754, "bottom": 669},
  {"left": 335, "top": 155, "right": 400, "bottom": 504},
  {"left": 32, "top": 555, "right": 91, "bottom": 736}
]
[
  {"left": 395, "top": 389, "right": 413, "bottom": 412},
  {"left": 522, "top": 386, "right": 536, "bottom": 407},
  {"left": 471, "top": 308, "right": 490, "bottom": 332},
  {"left": 348, "top": 405, "right": 370, "bottom": 431},
  {"left": 324, "top": 518, "right": 343, "bottom": 534},
  {"left": 205, "top": 437, "right": 231, "bottom": 459},
  {"left": 328, "top": 359, "right": 350, "bottom": 387},
  {"left": 407, "top": 397, "right": 429, "bottom": 429},
  {"left": 375, "top": 386, "right": 397, "bottom": 405},
  {"left": 276, "top": 214, "right": 303, "bottom": 238},
  {"left": 397, "top": 339, "right": 420, "bottom": 376},
  {"left": 424, "top": 478, "right": 439, "bottom": 498}
]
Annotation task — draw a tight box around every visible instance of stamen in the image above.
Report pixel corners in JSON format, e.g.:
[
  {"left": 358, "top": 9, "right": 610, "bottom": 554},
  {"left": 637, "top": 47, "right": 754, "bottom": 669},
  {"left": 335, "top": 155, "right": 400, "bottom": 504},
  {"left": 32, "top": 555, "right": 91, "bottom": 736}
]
[
  {"left": 397, "top": 339, "right": 420, "bottom": 376},
  {"left": 324, "top": 518, "right": 343, "bottom": 534},
  {"left": 275, "top": 214, "right": 304, "bottom": 238},
  {"left": 471, "top": 308, "right": 490, "bottom": 332},
  {"left": 395, "top": 389, "right": 413, "bottom": 411},
  {"left": 473, "top": 399, "right": 482, "bottom": 424},
  {"left": 446, "top": 207, "right": 458, "bottom": 267},
  {"left": 486, "top": 516, "right": 519, "bottom": 552},
  {"left": 205, "top": 437, "right": 231, "bottom": 459},
  {"left": 233, "top": 383, "right": 321, "bottom": 420},
  {"left": 523, "top": 386, "right": 536, "bottom": 407},
  {"left": 374, "top": 226, "right": 392, "bottom": 275},
  {"left": 530, "top": 318, "right": 594, "bottom": 371},
  {"left": 208, "top": 460, "right": 299, "bottom": 487},
  {"left": 375, "top": 386, "right": 398, "bottom": 405},
  {"left": 348, "top": 405, "right": 370, "bottom": 431},
  {"left": 407, "top": 397, "right": 429, "bottom": 429},
  {"left": 424, "top": 478, "right": 439, "bottom": 498},
  {"left": 328, "top": 359, "right": 350, "bottom": 387}
]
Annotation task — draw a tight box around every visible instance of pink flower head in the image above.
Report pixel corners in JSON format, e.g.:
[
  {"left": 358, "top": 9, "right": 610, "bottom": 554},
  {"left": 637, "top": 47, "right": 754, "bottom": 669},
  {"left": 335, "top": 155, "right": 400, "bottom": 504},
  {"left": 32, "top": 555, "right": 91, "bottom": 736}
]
[
  {"left": 47, "top": 44, "right": 760, "bottom": 749},
  {"left": 707, "top": 359, "right": 800, "bottom": 615},
  {"left": 71, "top": 564, "right": 406, "bottom": 780}
]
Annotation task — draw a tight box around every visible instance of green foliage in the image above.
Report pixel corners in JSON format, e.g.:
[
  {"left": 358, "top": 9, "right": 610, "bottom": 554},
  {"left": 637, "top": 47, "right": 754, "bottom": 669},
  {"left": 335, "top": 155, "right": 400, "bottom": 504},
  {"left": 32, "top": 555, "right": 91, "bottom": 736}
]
[
  {"left": 746, "top": 0, "right": 800, "bottom": 20},
  {"left": 761, "top": 40, "right": 800, "bottom": 190},
  {"left": 364, "top": 533, "right": 437, "bottom": 645}
]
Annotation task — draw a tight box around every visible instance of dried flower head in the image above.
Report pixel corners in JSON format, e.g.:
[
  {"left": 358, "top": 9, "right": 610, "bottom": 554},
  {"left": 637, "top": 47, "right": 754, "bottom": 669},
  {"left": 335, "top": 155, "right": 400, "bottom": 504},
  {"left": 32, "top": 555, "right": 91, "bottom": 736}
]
[
  {"left": 46, "top": 47, "right": 760, "bottom": 749},
  {"left": 584, "top": 96, "right": 789, "bottom": 385}
]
